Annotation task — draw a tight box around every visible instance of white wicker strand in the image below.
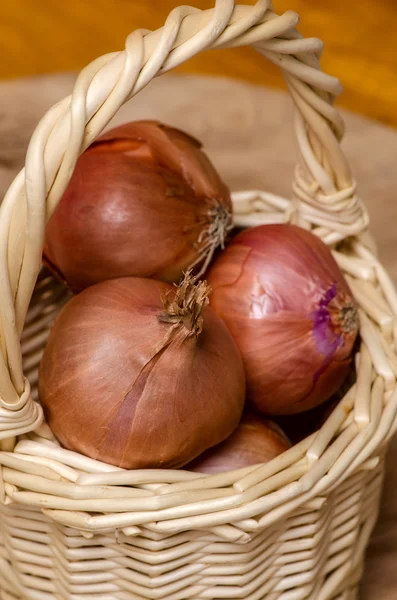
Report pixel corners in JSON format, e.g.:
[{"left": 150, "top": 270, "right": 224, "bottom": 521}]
[
  {"left": 285, "top": 77, "right": 350, "bottom": 188},
  {"left": 47, "top": 54, "right": 123, "bottom": 217},
  {"left": 214, "top": 8, "right": 299, "bottom": 49},
  {"left": 284, "top": 75, "right": 344, "bottom": 139},
  {"left": 200, "top": 0, "right": 270, "bottom": 49},
  {"left": 15, "top": 97, "right": 74, "bottom": 339},
  {"left": 257, "top": 48, "right": 342, "bottom": 95}
]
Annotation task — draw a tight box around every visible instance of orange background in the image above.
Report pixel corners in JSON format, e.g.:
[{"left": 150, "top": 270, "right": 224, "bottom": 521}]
[{"left": 1, "top": 0, "right": 396, "bottom": 126}]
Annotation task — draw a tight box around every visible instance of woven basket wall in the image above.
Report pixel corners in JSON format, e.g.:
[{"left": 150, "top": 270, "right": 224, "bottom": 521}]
[{"left": 0, "top": 1, "right": 396, "bottom": 599}]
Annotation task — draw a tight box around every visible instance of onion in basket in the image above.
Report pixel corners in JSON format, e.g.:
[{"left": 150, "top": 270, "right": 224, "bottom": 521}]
[
  {"left": 43, "top": 120, "right": 233, "bottom": 292},
  {"left": 38, "top": 273, "right": 245, "bottom": 469},
  {"left": 207, "top": 224, "right": 359, "bottom": 415},
  {"left": 187, "top": 412, "right": 291, "bottom": 474}
]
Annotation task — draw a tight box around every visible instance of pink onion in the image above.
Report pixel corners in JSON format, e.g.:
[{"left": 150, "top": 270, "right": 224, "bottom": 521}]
[
  {"left": 207, "top": 224, "right": 359, "bottom": 415},
  {"left": 43, "top": 121, "right": 233, "bottom": 292},
  {"left": 187, "top": 413, "right": 291, "bottom": 474},
  {"left": 39, "top": 274, "right": 245, "bottom": 468}
]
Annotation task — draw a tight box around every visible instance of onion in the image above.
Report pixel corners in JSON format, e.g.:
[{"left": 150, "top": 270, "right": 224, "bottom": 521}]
[
  {"left": 43, "top": 121, "right": 233, "bottom": 292},
  {"left": 187, "top": 413, "right": 291, "bottom": 474},
  {"left": 38, "top": 273, "right": 245, "bottom": 469},
  {"left": 207, "top": 224, "right": 359, "bottom": 415}
]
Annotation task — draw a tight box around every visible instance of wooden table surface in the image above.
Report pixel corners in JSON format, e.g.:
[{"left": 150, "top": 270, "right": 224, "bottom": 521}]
[{"left": 1, "top": 0, "right": 396, "bottom": 127}]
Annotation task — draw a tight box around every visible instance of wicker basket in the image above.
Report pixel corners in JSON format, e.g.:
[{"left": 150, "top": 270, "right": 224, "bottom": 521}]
[{"left": 0, "top": 1, "right": 396, "bottom": 598}]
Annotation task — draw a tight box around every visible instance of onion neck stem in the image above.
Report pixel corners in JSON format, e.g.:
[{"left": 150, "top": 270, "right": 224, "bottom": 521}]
[
  {"left": 189, "top": 199, "right": 233, "bottom": 279},
  {"left": 159, "top": 271, "right": 211, "bottom": 336}
]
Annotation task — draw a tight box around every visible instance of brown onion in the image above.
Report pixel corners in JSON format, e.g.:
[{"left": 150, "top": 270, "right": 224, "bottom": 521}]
[
  {"left": 43, "top": 121, "right": 233, "bottom": 292},
  {"left": 187, "top": 413, "right": 291, "bottom": 474},
  {"left": 207, "top": 224, "right": 359, "bottom": 415},
  {"left": 39, "top": 274, "right": 245, "bottom": 469}
]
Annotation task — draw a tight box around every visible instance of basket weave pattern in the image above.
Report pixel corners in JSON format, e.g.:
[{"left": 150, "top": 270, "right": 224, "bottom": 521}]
[{"left": 0, "top": 1, "right": 396, "bottom": 598}]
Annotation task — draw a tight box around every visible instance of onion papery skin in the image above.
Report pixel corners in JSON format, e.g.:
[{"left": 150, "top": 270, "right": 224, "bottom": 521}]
[
  {"left": 187, "top": 413, "right": 291, "bottom": 474},
  {"left": 43, "top": 121, "right": 233, "bottom": 293},
  {"left": 207, "top": 224, "right": 359, "bottom": 415},
  {"left": 38, "top": 276, "right": 245, "bottom": 469}
]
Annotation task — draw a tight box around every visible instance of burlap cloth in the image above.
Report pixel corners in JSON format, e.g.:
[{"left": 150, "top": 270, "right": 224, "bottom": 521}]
[{"left": 1, "top": 73, "right": 396, "bottom": 599}]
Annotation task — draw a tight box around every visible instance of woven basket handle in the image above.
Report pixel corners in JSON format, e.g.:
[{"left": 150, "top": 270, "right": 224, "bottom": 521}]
[{"left": 0, "top": 0, "right": 368, "bottom": 436}]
